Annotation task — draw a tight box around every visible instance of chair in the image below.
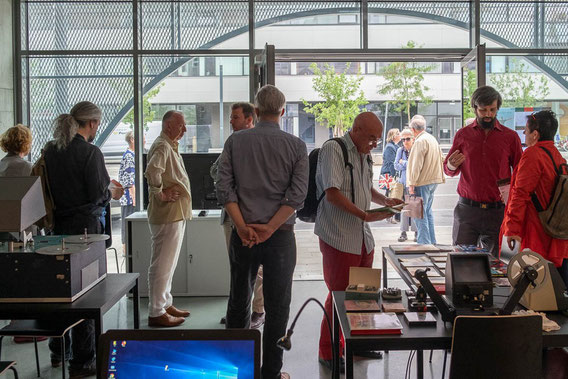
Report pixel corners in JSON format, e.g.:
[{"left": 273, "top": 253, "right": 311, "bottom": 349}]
[
  {"left": 0, "top": 319, "right": 84, "bottom": 379},
  {"left": 0, "top": 361, "right": 19, "bottom": 378},
  {"left": 449, "top": 314, "right": 543, "bottom": 379}
]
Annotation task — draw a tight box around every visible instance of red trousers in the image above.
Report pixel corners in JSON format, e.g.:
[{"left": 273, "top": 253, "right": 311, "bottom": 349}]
[{"left": 318, "top": 239, "right": 374, "bottom": 360}]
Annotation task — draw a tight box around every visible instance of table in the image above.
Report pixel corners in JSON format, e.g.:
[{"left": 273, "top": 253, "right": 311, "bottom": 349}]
[
  {"left": 331, "top": 246, "right": 568, "bottom": 379},
  {"left": 0, "top": 273, "right": 140, "bottom": 351}
]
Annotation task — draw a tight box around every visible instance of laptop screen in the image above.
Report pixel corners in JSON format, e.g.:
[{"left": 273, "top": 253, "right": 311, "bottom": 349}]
[{"left": 99, "top": 329, "right": 260, "bottom": 379}]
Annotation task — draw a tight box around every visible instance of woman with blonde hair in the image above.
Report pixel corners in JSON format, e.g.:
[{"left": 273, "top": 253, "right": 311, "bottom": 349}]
[
  {"left": 0, "top": 124, "right": 33, "bottom": 176},
  {"left": 394, "top": 128, "right": 417, "bottom": 241},
  {"left": 381, "top": 127, "right": 401, "bottom": 223}
]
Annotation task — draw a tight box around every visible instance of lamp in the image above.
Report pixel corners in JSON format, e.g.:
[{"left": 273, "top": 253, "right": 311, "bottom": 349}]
[{"left": 277, "top": 297, "right": 336, "bottom": 378}]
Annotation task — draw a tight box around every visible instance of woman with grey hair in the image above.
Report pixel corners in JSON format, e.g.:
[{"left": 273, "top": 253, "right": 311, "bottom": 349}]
[
  {"left": 119, "top": 130, "right": 137, "bottom": 255},
  {"left": 394, "top": 128, "right": 417, "bottom": 241}
]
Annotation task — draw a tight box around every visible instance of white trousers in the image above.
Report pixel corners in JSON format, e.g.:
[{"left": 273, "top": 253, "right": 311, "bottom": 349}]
[{"left": 148, "top": 220, "right": 186, "bottom": 317}]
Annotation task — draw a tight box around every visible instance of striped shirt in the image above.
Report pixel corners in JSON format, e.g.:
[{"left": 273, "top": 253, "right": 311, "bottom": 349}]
[{"left": 314, "top": 133, "right": 375, "bottom": 255}]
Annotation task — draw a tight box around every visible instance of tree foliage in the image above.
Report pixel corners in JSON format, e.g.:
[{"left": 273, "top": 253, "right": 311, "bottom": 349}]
[
  {"left": 378, "top": 41, "right": 435, "bottom": 125},
  {"left": 302, "top": 62, "right": 368, "bottom": 137},
  {"left": 462, "top": 68, "right": 477, "bottom": 120},
  {"left": 489, "top": 58, "right": 550, "bottom": 108},
  {"left": 123, "top": 83, "right": 164, "bottom": 131}
]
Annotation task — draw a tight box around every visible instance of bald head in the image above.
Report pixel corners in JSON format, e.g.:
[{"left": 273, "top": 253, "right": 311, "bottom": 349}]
[{"left": 350, "top": 112, "right": 383, "bottom": 154}]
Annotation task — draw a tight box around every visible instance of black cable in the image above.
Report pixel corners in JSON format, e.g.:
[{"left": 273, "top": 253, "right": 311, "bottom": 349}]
[
  {"left": 278, "top": 297, "right": 336, "bottom": 379},
  {"left": 405, "top": 350, "right": 415, "bottom": 379}
]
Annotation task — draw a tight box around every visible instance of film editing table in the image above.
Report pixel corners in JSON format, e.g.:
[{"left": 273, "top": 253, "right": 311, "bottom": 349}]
[
  {"left": 331, "top": 247, "right": 568, "bottom": 379},
  {"left": 0, "top": 273, "right": 140, "bottom": 351}
]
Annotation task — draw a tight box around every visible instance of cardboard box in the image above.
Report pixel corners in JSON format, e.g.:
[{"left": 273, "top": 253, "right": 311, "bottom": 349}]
[{"left": 345, "top": 267, "right": 381, "bottom": 300}]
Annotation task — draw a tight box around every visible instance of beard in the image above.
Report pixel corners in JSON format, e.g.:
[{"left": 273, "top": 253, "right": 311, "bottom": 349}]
[{"left": 477, "top": 116, "right": 495, "bottom": 129}]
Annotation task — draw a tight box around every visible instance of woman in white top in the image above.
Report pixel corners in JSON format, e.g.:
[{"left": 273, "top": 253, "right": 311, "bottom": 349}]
[{"left": 0, "top": 124, "right": 33, "bottom": 177}]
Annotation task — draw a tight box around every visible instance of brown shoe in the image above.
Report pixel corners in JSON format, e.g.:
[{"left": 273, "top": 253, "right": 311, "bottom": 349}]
[
  {"left": 166, "top": 305, "right": 190, "bottom": 318},
  {"left": 148, "top": 313, "right": 185, "bottom": 327}
]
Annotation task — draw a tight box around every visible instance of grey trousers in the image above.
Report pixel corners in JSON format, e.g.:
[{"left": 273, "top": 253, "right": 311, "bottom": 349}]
[{"left": 452, "top": 202, "right": 504, "bottom": 257}]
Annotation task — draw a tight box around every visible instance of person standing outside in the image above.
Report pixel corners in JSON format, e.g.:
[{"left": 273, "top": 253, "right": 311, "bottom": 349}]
[
  {"left": 315, "top": 112, "right": 403, "bottom": 369},
  {"left": 444, "top": 86, "right": 522, "bottom": 256},
  {"left": 44, "top": 101, "right": 124, "bottom": 378},
  {"left": 210, "top": 102, "right": 265, "bottom": 328},
  {"left": 381, "top": 128, "right": 401, "bottom": 223},
  {"left": 394, "top": 128, "right": 417, "bottom": 242},
  {"left": 145, "top": 110, "right": 192, "bottom": 327},
  {"left": 217, "top": 85, "right": 308, "bottom": 379},
  {"left": 407, "top": 115, "right": 445, "bottom": 245}
]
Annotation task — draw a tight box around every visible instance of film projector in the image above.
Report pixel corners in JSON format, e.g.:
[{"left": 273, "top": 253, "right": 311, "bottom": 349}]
[
  {"left": 506, "top": 249, "right": 568, "bottom": 312},
  {"left": 0, "top": 176, "right": 108, "bottom": 302}
]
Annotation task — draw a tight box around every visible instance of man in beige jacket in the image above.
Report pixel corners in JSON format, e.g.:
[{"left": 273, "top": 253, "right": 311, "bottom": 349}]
[
  {"left": 407, "top": 115, "right": 445, "bottom": 245},
  {"left": 145, "top": 110, "right": 192, "bottom": 327}
]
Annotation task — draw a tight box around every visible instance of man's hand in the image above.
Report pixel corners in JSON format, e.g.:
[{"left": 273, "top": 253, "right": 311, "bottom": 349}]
[
  {"left": 159, "top": 185, "right": 181, "bottom": 203},
  {"left": 364, "top": 211, "right": 392, "bottom": 223},
  {"left": 409, "top": 185, "right": 415, "bottom": 195},
  {"left": 248, "top": 224, "right": 277, "bottom": 243},
  {"left": 506, "top": 235, "right": 522, "bottom": 251},
  {"left": 236, "top": 225, "right": 259, "bottom": 248},
  {"left": 384, "top": 197, "right": 404, "bottom": 207},
  {"left": 447, "top": 150, "right": 466, "bottom": 170}
]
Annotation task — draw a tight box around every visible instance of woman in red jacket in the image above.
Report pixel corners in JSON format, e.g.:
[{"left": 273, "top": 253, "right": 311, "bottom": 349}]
[{"left": 501, "top": 110, "right": 568, "bottom": 281}]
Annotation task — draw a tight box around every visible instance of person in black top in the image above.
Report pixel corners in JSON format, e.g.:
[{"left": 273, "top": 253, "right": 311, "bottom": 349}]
[{"left": 43, "top": 101, "right": 123, "bottom": 378}]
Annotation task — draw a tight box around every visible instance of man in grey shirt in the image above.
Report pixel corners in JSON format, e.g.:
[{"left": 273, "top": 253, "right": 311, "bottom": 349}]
[
  {"left": 314, "top": 112, "right": 403, "bottom": 368},
  {"left": 217, "top": 85, "right": 308, "bottom": 379}
]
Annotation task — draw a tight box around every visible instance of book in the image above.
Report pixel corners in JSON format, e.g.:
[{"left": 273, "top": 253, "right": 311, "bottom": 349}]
[
  {"left": 399, "top": 256, "right": 432, "bottom": 266},
  {"left": 344, "top": 300, "right": 380, "bottom": 312},
  {"left": 382, "top": 302, "right": 407, "bottom": 313},
  {"left": 390, "top": 244, "right": 440, "bottom": 254},
  {"left": 425, "top": 252, "right": 447, "bottom": 257},
  {"left": 403, "top": 312, "right": 437, "bottom": 326},
  {"left": 367, "top": 203, "right": 406, "bottom": 214},
  {"left": 347, "top": 312, "right": 403, "bottom": 335}
]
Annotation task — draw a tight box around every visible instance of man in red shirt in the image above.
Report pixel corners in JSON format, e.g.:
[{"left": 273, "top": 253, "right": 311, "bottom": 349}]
[{"left": 443, "top": 86, "right": 522, "bottom": 256}]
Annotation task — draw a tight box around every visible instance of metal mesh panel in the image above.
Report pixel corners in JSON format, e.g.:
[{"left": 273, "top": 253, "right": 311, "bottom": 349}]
[
  {"left": 140, "top": 1, "right": 249, "bottom": 50},
  {"left": 25, "top": 1, "right": 133, "bottom": 50},
  {"left": 27, "top": 56, "right": 133, "bottom": 159},
  {"left": 255, "top": 1, "right": 359, "bottom": 24},
  {"left": 369, "top": 1, "right": 469, "bottom": 25}
]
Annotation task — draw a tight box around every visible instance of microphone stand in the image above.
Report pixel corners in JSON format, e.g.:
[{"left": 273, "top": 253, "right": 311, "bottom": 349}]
[{"left": 277, "top": 297, "right": 336, "bottom": 378}]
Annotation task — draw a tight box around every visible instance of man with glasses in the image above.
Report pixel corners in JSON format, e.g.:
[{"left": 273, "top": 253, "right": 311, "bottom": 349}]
[
  {"left": 444, "top": 86, "right": 522, "bottom": 256},
  {"left": 314, "top": 112, "right": 403, "bottom": 370}
]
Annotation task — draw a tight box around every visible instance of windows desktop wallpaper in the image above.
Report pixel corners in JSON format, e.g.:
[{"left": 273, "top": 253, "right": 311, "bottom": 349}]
[{"left": 106, "top": 340, "right": 255, "bottom": 378}]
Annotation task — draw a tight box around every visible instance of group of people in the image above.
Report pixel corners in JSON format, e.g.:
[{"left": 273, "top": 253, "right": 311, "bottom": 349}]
[
  {"left": 380, "top": 114, "right": 445, "bottom": 245},
  {"left": 1, "top": 83, "right": 568, "bottom": 379}
]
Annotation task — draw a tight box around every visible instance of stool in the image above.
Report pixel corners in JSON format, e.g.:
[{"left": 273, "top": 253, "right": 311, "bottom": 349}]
[
  {"left": 0, "top": 361, "right": 18, "bottom": 378},
  {"left": 0, "top": 319, "right": 84, "bottom": 379}
]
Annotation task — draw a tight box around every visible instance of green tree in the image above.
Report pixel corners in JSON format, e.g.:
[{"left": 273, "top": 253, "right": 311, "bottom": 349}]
[
  {"left": 123, "top": 83, "right": 164, "bottom": 131},
  {"left": 302, "top": 62, "right": 368, "bottom": 137},
  {"left": 489, "top": 58, "right": 550, "bottom": 108},
  {"left": 462, "top": 68, "right": 477, "bottom": 120},
  {"left": 378, "top": 41, "right": 435, "bottom": 125}
]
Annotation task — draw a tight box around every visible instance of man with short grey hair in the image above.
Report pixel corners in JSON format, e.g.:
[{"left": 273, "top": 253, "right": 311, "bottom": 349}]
[
  {"left": 407, "top": 114, "right": 445, "bottom": 244},
  {"left": 217, "top": 85, "right": 308, "bottom": 379},
  {"left": 145, "top": 110, "right": 192, "bottom": 327}
]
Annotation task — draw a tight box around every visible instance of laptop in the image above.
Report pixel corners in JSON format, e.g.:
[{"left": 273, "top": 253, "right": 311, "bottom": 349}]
[{"left": 98, "top": 329, "right": 261, "bottom": 379}]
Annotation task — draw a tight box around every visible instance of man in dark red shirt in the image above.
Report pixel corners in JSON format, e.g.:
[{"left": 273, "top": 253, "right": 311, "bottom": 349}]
[{"left": 443, "top": 86, "right": 522, "bottom": 256}]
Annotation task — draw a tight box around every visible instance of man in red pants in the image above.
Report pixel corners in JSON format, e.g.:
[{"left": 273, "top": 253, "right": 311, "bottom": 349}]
[{"left": 314, "top": 112, "right": 403, "bottom": 369}]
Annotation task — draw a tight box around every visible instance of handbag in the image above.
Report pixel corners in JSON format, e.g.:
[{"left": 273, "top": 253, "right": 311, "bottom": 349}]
[
  {"left": 389, "top": 181, "right": 404, "bottom": 200},
  {"left": 403, "top": 194, "right": 423, "bottom": 219}
]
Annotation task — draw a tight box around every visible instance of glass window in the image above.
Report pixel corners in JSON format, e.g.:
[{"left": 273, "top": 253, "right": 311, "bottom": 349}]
[{"left": 438, "top": 102, "right": 460, "bottom": 116}]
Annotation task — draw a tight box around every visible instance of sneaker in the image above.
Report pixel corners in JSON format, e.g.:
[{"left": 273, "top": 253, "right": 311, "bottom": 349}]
[
  {"left": 250, "top": 312, "right": 265, "bottom": 329},
  {"left": 318, "top": 357, "right": 345, "bottom": 371},
  {"left": 69, "top": 365, "right": 96, "bottom": 379},
  {"left": 398, "top": 232, "right": 407, "bottom": 242}
]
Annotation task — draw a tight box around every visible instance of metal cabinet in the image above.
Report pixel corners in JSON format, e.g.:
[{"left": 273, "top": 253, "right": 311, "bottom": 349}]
[{"left": 126, "top": 210, "right": 229, "bottom": 297}]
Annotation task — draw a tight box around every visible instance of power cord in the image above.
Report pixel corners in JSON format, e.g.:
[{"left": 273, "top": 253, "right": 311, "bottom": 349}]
[{"left": 405, "top": 350, "right": 416, "bottom": 379}]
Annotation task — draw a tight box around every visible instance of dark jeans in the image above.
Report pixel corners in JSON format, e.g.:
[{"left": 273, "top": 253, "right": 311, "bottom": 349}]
[
  {"left": 48, "top": 320, "right": 95, "bottom": 370},
  {"left": 226, "top": 228, "right": 297, "bottom": 379},
  {"left": 452, "top": 202, "right": 504, "bottom": 257},
  {"left": 49, "top": 214, "right": 101, "bottom": 369}
]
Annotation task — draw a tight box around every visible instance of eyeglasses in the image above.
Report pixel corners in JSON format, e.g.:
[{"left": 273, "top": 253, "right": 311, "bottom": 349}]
[{"left": 401, "top": 137, "right": 413, "bottom": 142}]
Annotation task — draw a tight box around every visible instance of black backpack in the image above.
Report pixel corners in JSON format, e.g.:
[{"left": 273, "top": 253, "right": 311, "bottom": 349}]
[{"left": 297, "top": 138, "right": 354, "bottom": 222}]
